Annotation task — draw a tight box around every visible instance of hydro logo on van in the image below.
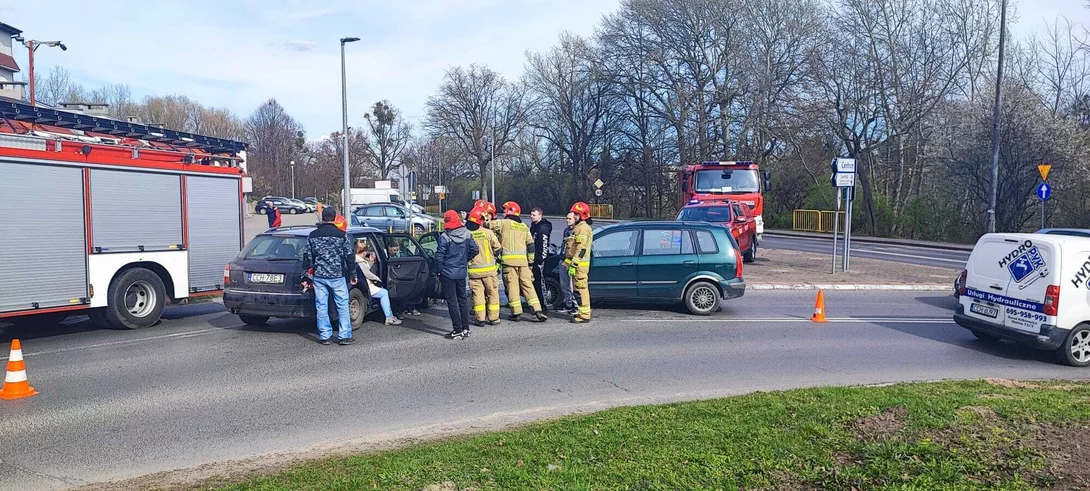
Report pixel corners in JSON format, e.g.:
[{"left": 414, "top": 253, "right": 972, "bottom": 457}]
[
  {"left": 1071, "top": 255, "right": 1090, "bottom": 290},
  {"left": 998, "top": 240, "right": 1048, "bottom": 290}
]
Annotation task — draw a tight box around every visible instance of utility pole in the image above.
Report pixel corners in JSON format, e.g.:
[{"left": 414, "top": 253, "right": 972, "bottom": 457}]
[
  {"left": 339, "top": 36, "right": 360, "bottom": 215},
  {"left": 16, "top": 38, "right": 67, "bottom": 106},
  {"left": 290, "top": 160, "right": 296, "bottom": 199},
  {"left": 490, "top": 135, "right": 496, "bottom": 204},
  {"left": 985, "top": 0, "right": 1008, "bottom": 234}
]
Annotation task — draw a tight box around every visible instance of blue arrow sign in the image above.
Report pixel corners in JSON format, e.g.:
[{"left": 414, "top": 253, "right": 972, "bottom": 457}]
[{"left": 1037, "top": 182, "right": 1053, "bottom": 201}]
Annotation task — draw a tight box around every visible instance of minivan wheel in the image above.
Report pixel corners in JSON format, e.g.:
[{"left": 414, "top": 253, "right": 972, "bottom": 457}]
[
  {"left": 1057, "top": 324, "right": 1090, "bottom": 367},
  {"left": 684, "top": 281, "right": 721, "bottom": 316},
  {"left": 543, "top": 278, "right": 563, "bottom": 308}
]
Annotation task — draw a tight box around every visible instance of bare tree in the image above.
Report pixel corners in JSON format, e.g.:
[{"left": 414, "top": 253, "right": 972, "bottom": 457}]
[
  {"left": 424, "top": 64, "right": 528, "bottom": 196},
  {"left": 244, "top": 99, "right": 305, "bottom": 197},
  {"left": 362, "top": 100, "right": 412, "bottom": 179}
]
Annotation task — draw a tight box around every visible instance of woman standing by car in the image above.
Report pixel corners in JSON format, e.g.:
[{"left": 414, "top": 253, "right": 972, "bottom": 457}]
[{"left": 355, "top": 240, "right": 401, "bottom": 326}]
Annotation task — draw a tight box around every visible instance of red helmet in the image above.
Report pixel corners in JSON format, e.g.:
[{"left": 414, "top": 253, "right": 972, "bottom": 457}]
[
  {"left": 502, "top": 201, "right": 521, "bottom": 216},
  {"left": 468, "top": 206, "right": 487, "bottom": 225},
  {"left": 474, "top": 199, "right": 486, "bottom": 210},
  {"left": 333, "top": 214, "right": 348, "bottom": 232},
  {"left": 570, "top": 201, "right": 590, "bottom": 220},
  {"left": 482, "top": 201, "right": 497, "bottom": 218}
]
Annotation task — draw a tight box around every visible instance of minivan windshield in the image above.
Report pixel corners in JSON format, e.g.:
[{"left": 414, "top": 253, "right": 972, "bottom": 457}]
[
  {"left": 676, "top": 206, "right": 732, "bottom": 222},
  {"left": 695, "top": 169, "right": 759, "bottom": 193}
]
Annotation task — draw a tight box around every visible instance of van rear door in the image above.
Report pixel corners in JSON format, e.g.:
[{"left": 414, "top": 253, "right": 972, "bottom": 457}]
[{"left": 962, "top": 234, "right": 1056, "bottom": 333}]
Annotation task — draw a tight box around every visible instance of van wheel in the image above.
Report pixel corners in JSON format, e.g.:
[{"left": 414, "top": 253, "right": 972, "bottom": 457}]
[
  {"left": 684, "top": 281, "right": 720, "bottom": 316},
  {"left": 104, "top": 268, "right": 167, "bottom": 329},
  {"left": 970, "top": 330, "right": 999, "bottom": 342},
  {"left": 239, "top": 315, "right": 269, "bottom": 326},
  {"left": 743, "top": 237, "right": 757, "bottom": 263},
  {"left": 1056, "top": 324, "right": 1090, "bottom": 367}
]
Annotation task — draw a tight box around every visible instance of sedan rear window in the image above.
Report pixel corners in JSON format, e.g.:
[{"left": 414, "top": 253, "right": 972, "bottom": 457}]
[{"left": 243, "top": 236, "right": 308, "bottom": 260}]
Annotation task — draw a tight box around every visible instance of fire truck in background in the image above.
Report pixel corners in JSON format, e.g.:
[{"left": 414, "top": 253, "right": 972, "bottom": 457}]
[
  {"left": 678, "top": 160, "right": 772, "bottom": 243},
  {"left": 0, "top": 97, "right": 248, "bottom": 330}
]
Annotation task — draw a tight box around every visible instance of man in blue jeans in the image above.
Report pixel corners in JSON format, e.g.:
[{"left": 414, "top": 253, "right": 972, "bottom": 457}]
[
  {"left": 436, "top": 210, "right": 479, "bottom": 340},
  {"left": 301, "top": 207, "right": 358, "bottom": 345}
]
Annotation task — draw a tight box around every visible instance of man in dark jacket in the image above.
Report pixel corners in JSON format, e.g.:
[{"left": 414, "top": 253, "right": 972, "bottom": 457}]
[
  {"left": 529, "top": 208, "right": 553, "bottom": 312},
  {"left": 436, "top": 210, "right": 480, "bottom": 340},
  {"left": 301, "top": 208, "right": 358, "bottom": 345}
]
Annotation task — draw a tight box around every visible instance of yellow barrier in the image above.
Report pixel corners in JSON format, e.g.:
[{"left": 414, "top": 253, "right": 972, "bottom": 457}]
[
  {"left": 792, "top": 209, "right": 845, "bottom": 233},
  {"left": 589, "top": 203, "right": 614, "bottom": 220}
]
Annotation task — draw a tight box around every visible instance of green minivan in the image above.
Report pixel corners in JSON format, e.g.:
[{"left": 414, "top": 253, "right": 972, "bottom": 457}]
[{"left": 543, "top": 221, "right": 746, "bottom": 315}]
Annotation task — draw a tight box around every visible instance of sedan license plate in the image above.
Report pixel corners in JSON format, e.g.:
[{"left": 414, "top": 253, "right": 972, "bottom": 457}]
[
  {"left": 970, "top": 303, "right": 999, "bottom": 318},
  {"left": 249, "top": 273, "right": 284, "bottom": 284}
]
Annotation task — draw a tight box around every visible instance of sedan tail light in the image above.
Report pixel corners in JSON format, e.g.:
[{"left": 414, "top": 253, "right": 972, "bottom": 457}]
[{"left": 223, "top": 265, "right": 231, "bottom": 286}]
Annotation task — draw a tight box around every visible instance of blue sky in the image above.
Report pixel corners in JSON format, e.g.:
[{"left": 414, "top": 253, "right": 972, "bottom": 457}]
[{"left": 0, "top": 0, "right": 1085, "bottom": 140}]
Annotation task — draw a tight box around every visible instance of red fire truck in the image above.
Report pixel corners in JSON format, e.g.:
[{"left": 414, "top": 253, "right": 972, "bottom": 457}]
[
  {"left": 0, "top": 98, "right": 248, "bottom": 330},
  {"left": 678, "top": 160, "right": 772, "bottom": 243}
]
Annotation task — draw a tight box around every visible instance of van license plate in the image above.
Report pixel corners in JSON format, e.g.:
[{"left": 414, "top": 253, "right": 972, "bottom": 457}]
[
  {"left": 970, "top": 303, "right": 999, "bottom": 318},
  {"left": 250, "top": 273, "right": 284, "bottom": 284}
]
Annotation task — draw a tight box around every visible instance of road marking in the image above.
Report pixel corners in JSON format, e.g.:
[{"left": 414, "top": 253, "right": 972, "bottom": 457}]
[
  {"left": 1, "top": 328, "right": 220, "bottom": 360},
  {"left": 627, "top": 317, "right": 955, "bottom": 324},
  {"left": 850, "top": 247, "right": 967, "bottom": 264}
]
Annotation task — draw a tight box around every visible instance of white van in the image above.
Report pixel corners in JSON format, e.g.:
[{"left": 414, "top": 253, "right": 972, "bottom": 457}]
[{"left": 955, "top": 233, "right": 1090, "bottom": 366}]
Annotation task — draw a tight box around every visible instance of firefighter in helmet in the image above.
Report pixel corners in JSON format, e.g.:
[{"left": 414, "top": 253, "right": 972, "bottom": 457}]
[
  {"left": 566, "top": 202, "right": 593, "bottom": 323},
  {"left": 466, "top": 206, "right": 503, "bottom": 326},
  {"left": 489, "top": 201, "right": 547, "bottom": 322}
]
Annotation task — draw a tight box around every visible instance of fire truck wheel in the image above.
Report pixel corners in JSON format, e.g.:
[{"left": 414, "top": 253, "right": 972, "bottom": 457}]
[{"left": 105, "top": 268, "right": 167, "bottom": 329}]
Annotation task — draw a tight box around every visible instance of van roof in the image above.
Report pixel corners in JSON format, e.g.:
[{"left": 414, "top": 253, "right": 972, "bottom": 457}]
[{"left": 981, "top": 232, "right": 1090, "bottom": 247}]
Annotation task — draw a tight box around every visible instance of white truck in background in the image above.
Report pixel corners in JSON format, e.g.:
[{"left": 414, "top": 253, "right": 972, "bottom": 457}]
[{"left": 346, "top": 183, "right": 403, "bottom": 208}]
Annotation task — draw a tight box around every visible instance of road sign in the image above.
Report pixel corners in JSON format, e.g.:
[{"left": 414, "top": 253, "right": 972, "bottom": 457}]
[
  {"left": 832, "top": 158, "right": 856, "bottom": 173},
  {"left": 422, "top": 191, "right": 430, "bottom": 201},
  {"left": 1037, "top": 182, "right": 1053, "bottom": 201},
  {"left": 832, "top": 173, "right": 855, "bottom": 187},
  {"left": 472, "top": 190, "right": 480, "bottom": 200},
  {"left": 439, "top": 192, "right": 446, "bottom": 200},
  {"left": 408, "top": 171, "right": 417, "bottom": 190},
  {"left": 593, "top": 179, "right": 604, "bottom": 189},
  {"left": 594, "top": 189, "right": 603, "bottom": 197},
  {"left": 434, "top": 185, "right": 447, "bottom": 194},
  {"left": 1038, "top": 164, "right": 1052, "bottom": 181}
]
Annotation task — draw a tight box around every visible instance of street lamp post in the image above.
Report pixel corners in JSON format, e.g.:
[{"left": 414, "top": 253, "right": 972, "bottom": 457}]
[
  {"left": 490, "top": 135, "right": 496, "bottom": 204},
  {"left": 340, "top": 36, "right": 360, "bottom": 216},
  {"left": 16, "top": 37, "right": 67, "bottom": 106},
  {"left": 985, "top": 0, "right": 1007, "bottom": 234},
  {"left": 290, "top": 160, "right": 296, "bottom": 199}
]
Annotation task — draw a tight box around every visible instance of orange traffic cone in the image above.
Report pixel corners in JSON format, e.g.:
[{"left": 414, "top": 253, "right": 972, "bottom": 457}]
[
  {"left": 810, "top": 290, "right": 828, "bottom": 323},
  {"left": 0, "top": 339, "right": 38, "bottom": 400}
]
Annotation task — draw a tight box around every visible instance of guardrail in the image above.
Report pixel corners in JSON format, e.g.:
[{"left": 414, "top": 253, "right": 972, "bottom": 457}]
[{"left": 792, "top": 209, "right": 845, "bottom": 233}]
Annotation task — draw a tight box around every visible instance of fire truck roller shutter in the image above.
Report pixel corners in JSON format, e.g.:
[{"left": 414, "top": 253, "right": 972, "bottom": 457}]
[
  {"left": 0, "top": 161, "right": 88, "bottom": 313},
  {"left": 90, "top": 169, "right": 183, "bottom": 252},
  {"left": 186, "top": 176, "right": 242, "bottom": 291}
]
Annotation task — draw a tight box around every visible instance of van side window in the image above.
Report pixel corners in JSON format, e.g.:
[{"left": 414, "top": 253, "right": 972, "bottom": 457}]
[
  {"left": 695, "top": 230, "right": 719, "bottom": 254},
  {"left": 642, "top": 229, "right": 695, "bottom": 256}
]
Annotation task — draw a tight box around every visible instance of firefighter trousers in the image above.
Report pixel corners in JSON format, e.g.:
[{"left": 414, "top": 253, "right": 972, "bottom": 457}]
[
  {"left": 573, "top": 267, "right": 591, "bottom": 320},
  {"left": 502, "top": 265, "right": 542, "bottom": 315},
  {"left": 469, "top": 275, "right": 501, "bottom": 322}
]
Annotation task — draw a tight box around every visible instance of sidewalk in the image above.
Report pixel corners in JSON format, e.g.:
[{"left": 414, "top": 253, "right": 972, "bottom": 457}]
[{"left": 766, "top": 229, "right": 975, "bottom": 251}]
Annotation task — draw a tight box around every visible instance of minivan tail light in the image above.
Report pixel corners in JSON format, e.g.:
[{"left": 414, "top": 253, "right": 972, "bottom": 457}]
[
  {"left": 223, "top": 265, "right": 231, "bottom": 286},
  {"left": 1044, "top": 285, "right": 1060, "bottom": 316},
  {"left": 735, "top": 248, "right": 744, "bottom": 278}
]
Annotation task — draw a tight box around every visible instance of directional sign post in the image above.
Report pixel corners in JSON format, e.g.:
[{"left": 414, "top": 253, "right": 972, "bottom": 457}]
[
  {"left": 829, "top": 158, "right": 856, "bottom": 272},
  {"left": 1037, "top": 182, "right": 1052, "bottom": 230}
]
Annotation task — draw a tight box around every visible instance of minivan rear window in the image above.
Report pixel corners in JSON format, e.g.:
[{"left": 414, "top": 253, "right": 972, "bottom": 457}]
[{"left": 243, "top": 236, "right": 308, "bottom": 260}]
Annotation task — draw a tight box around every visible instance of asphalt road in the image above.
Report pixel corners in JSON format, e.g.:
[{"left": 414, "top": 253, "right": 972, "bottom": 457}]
[{"left": 2, "top": 291, "right": 1087, "bottom": 490}]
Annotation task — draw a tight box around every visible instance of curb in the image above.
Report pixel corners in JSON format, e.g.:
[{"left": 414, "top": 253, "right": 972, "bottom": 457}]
[
  {"left": 748, "top": 284, "right": 951, "bottom": 291},
  {"left": 765, "top": 230, "right": 975, "bottom": 252}
]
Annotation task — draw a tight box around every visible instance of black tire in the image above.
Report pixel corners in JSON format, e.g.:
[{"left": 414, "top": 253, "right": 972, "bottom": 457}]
[
  {"left": 104, "top": 268, "right": 167, "bottom": 329},
  {"left": 239, "top": 314, "right": 269, "bottom": 326},
  {"left": 348, "top": 288, "right": 367, "bottom": 331},
  {"left": 1056, "top": 323, "right": 1090, "bottom": 367},
  {"left": 544, "top": 277, "right": 563, "bottom": 308},
  {"left": 413, "top": 224, "right": 425, "bottom": 236},
  {"left": 684, "top": 281, "right": 721, "bottom": 316},
  {"left": 9, "top": 312, "right": 70, "bottom": 328},
  {"left": 743, "top": 236, "right": 756, "bottom": 263},
  {"left": 970, "top": 330, "right": 999, "bottom": 342}
]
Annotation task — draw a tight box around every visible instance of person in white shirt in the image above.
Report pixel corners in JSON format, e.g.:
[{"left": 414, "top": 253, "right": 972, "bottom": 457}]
[{"left": 355, "top": 239, "right": 402, "bottom": 326}]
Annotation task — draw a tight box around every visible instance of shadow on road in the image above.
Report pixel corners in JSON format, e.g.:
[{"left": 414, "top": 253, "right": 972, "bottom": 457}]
[{"left": 915, "top": 295, "right": 958, "bottom": 311}]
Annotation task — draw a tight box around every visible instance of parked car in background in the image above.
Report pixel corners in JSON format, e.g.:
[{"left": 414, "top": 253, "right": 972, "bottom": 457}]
[
  {"left": 541, "top": 221, "right": 746, "bottom": 315},
  {"left": 223, "top": 225, "right": 442, "bottom": 329},
  {"left": 287, "top": 198, "right": 315, "bottom": 213},
  {"left": 302, "top": 197, "right": 321, "bottom": 208},
  {"left": 675, "top": 200, "right": 757, "bottom": 263},
  {"left": 352, "top": 202, "right": 437, "bottom": 235},
  {"left": 258, "top": 196, "right": 309, "bottom": 215}
]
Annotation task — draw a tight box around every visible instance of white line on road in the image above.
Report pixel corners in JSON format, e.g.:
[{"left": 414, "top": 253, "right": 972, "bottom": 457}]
[
  {"left": 1, "top": 328, "right": 221, "bottom": 360},
  {"left": 628, "top": 317, "right": 955, "bottom": 324}
]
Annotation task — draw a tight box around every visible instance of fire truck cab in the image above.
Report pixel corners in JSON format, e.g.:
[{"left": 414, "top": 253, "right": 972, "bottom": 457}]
[
  {"left": 678, "top": 161, "right": 772, "bottom": 243},
  {"left": 0, "top": 98, "right": 247, "bottom": 330}
]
